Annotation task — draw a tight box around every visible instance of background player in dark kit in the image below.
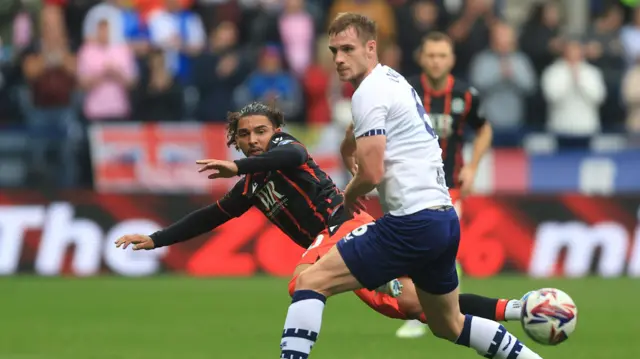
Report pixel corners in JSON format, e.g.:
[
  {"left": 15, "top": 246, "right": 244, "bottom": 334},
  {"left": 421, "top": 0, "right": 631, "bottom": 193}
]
[{"left": 408, "top": 31, "right": 493, "bottom": 210}]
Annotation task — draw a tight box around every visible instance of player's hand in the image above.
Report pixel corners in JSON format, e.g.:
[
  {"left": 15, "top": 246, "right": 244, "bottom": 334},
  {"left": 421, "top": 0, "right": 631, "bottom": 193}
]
[
  {"left": 458, "top": 165, "right": 476, "bottom": 198},
  {"left": 196, "top": 159, "right": 239, "bottom": 179},
  {"left": 344, "top": 194, "right": 367, "bottom": 216},
  {"left": 348, "top": 163, "right": 358, "bottom": 177},
  {"left": 114, "top": 234, "right": 155, "bottom": 250}
]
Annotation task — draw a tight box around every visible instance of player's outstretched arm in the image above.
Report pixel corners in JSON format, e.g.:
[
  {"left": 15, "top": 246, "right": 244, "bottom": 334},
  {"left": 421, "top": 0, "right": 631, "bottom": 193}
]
[
  {"left": 233, "top": 142, "right": 308, "bottom": 175},
  {"left": 115, "top": 182, "right": 252, "bottom": 250}
]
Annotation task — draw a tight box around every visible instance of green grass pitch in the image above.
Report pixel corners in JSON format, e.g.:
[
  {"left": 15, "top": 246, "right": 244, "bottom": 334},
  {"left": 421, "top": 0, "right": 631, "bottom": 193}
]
[{"left": 0, "top": 276, "right": 636, "bottom": 359}]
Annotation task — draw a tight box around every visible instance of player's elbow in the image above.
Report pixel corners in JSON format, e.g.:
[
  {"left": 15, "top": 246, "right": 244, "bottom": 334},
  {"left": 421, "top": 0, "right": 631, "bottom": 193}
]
[
  {"left": 478, "top": 121, "right": 492, "bottom": 139},
  {"left": 360, "top": 166, "right": 384, "bottom": 186}
]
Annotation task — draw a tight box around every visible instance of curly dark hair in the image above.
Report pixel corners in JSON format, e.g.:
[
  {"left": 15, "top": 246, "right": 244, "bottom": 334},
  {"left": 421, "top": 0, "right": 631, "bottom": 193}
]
[{"left": 226, "top": 102, "right": 286, "bottom": 149}]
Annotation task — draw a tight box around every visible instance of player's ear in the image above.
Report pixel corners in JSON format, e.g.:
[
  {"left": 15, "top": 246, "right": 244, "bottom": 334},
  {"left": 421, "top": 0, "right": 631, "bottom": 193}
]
[
  {"left": 367, "top": 40, "right": 376, "bottom": 57},
  {"left": 274, "top": 127, "right": 282, "bottom": 133}
]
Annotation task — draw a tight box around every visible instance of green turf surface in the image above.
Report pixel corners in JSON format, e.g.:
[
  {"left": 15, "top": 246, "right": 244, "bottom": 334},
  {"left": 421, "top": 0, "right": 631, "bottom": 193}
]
[{"left": 0, "top": 276, "right": 634, "bottom": 358}]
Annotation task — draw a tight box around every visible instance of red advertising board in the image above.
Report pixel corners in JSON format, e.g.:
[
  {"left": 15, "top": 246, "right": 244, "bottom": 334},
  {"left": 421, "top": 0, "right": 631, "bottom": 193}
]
[
  {"left": 88, "top": 123, "right": 349, "bottom": 193},
  {"left": 0, "top": 191, "right": 638, "bottom": 278}
]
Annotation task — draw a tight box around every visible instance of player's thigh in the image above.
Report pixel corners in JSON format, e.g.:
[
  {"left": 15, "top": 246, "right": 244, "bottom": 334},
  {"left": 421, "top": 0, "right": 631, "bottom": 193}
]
[
  {"left": 293, "top": 216, "right": 375, "bottom": 296},
  {"left": 415, "top": 285, "right": 465, "bottom": 341},
  {"left": 295, "top": 245, "right": 363, "bottom": 297},
  {"left": 408, "top": 208, "right": 461, "bottom": 295},
  {"left": 297, "top": 214, "right": 410, "bottom": 297},
  {"left": 335, "top": 215, "right": 418, "bottom": 292}
]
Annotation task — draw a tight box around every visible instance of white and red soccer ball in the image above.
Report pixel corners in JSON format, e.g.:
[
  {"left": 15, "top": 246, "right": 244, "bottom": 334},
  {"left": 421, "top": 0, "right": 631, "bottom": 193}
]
[{"left": 521, "top": 288, "right": 578, "bottom": 346}]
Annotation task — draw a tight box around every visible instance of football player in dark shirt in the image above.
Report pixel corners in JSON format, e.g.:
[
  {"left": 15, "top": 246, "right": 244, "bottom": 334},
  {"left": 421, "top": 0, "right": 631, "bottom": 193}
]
[
  {"left": 115, "top": 102, "right": 523, "bottom": 327},
  {"left": 407, "top": 31, "right": 493, "bottom": 214}
]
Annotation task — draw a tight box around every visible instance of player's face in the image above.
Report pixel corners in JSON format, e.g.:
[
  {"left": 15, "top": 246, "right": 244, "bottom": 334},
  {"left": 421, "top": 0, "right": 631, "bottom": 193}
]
[
  {"left": 420, "top": 40, "right": 455, "bottom": 82},
  {"left": 329, "top": 27, "right": 376, "bottom": 83},
  {"left": 235, "top": 115, "right": 277, "bottom": 157}
]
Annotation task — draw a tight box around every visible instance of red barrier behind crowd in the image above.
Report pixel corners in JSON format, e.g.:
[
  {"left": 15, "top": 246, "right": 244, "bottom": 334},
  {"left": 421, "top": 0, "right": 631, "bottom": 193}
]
[{"left": 0, "top": 191, "right": 638, "bottom": 278}]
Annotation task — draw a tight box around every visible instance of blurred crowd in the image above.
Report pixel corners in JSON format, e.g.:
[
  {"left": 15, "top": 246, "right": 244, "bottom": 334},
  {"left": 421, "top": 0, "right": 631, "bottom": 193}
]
[{"left": 0, "top": 0, "right": 639, "bottom": 187}]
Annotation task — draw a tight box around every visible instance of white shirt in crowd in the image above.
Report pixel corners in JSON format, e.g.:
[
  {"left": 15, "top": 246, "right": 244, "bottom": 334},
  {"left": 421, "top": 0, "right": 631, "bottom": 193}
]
[{"left": 541, "top": 60, "right": 606, "bottom": 136}]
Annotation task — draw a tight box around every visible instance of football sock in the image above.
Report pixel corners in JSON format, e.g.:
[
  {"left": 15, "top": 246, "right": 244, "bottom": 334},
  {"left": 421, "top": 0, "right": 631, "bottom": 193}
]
[
  {"left": 459, "top": 294, "right": 501, "bottom": 320},
  {"left": 458, "top": 294, "right": 523, "bottom": 322},
  {"left": 455, "top": 315, "right": 543, "bottom": 359},
  {"left": 505, "top": 299, "right": 523, "bottom": 321},
  {"left": 280, "top": 290, "right": 326, "bottom": 359}
]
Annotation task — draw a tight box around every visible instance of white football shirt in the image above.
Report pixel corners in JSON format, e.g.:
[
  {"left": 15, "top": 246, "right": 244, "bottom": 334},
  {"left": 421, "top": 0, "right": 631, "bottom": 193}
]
[{"left": 352, "top": 64, "right": 451, "bottom": 216}]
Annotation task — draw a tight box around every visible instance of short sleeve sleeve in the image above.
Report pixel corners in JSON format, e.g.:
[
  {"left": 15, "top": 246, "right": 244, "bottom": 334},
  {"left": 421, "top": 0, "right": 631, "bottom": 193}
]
[
  {"left": 467, "top": 87, "right": 487, "bottom": 130},
  {"left": 351, "top": 77, "right": 390, "bottom": 139}
]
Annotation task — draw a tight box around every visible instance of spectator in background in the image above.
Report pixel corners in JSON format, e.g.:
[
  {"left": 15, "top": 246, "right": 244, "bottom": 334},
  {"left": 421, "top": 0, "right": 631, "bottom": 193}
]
[
  {"left": 13, "top": 5, "right": 34, "bottom": 55},
  {"left": 279, "top": 0, "right": 314, "bottom": 78},
  {"left": 147, "top": 0, "right": 206, "bottom": 84},
  {"left": 77, "top": 19, "right": 137, "bottom": 121},
  {"left": 194, "top": 21, "right": 248, "bottom": 122},
  {"left": 327, "top": 0, "right": 396, "bottom": 45},
  {"left": 192, "top": 0, "right": 241, "bottom": 33},
  {"left": 621, "top": 6, "right": 640, "bottom": 68},
  {"left": 585, "top": 4, "right": 625, "bottom": 128},
  {"left": 83, "top": 0, "right": 149, "bottom": 55},
  {"left": 395, "top": 0, "right": 440, "bottom": 76},
  {"left": 541, "top": 39, "right": 606, "bottom": 136},
  {"left": 469, "top": 22, "right": 536, "bottom": 133},
  {"left": 22, "top": 7, "right": 80, "bottom": 187},
  {"left": 519, "top": 1, "right": 563, "bottom": 77},
  {"left": 447, "top": 0, "right": 496, "bottom": 79},
  {"left": 519, "top": 1, "right": 563, "bottom": 127},
  {"left": 622, "top": 59, "right": 640, "bottom": 133},
  {"left": 133, "top": 48, "right": 184, "bottom": 121},
  {"left": 233, "top": 44, "right": 302, "bottom": 121},
  {"left": 60, "top": 0, "right": 101, "bottom": 51},
  {"left": 241, "top": 1, "right": 282, "bottom": 52}
]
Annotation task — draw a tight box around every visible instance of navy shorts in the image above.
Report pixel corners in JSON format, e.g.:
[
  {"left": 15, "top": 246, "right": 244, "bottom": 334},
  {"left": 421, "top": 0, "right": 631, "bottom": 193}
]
[{"left": 336, "top": 207, "right": 460, "bottom": 295}]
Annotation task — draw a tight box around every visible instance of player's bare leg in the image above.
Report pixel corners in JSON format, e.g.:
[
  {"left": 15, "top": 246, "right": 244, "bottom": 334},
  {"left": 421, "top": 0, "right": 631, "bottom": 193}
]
[
  {"left": 397, "top": 197, "right": 465, "bottom": 338},
  {"left": 280, "top": 246, "right": 363, "bottom": 358},
  {"left": 394, "top": 277, "right": 525, "bottom": 320},
  {"left": 290, "top": 263, "right": 402, "bottom": 299},
  {"left": 416, "top": 286, "right": 543, "bottom": 358},
  {"left": 396, "top": 261, "right": 461, "bottom": 338}
]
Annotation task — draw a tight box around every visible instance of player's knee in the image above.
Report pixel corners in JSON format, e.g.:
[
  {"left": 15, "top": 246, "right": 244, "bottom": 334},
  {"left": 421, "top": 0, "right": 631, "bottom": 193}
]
[
  {"left": 397, "top": 294, "right": 423, "bottom": 319},
  {"left": 395, "top": 279, "right": 423, "bottom": 319},
  {"left": 294, "top": 269, "right": 315, "bottom": 290},
  {"left": 288, "top": 275, "right": 298, "bottom": 297},
  {"left": 295, "top": 268, "right": 326, "bottom": 294},
  {"left": 427, "top": 314, "right": 465, "bottom": 342}
]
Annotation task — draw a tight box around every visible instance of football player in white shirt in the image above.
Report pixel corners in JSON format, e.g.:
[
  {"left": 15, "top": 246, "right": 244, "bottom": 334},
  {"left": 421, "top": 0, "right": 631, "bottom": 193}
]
[{"left": 278, "top": 12, "right": 543, "bottom": 359}]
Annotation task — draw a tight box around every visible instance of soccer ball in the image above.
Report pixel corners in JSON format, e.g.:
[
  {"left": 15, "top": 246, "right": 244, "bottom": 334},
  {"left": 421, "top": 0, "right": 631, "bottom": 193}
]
[{"left": 520, "top": 288, "right": 577, "bottom": 346}]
